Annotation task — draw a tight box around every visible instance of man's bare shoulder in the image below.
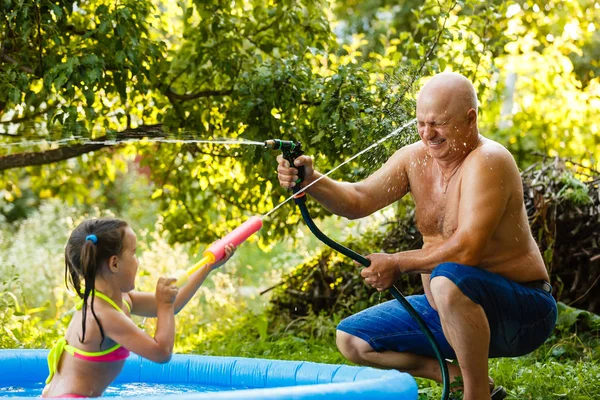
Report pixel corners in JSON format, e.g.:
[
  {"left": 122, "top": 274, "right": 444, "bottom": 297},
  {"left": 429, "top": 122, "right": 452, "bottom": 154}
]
[
  {"left": 466, "top": 137, "right": 517, "bottom": 170},
  {"left": 461, "top": 137, "right": 523, "bottom": 197},
  {"left": 386, "top": 142, "right": 429, "bottom": 178},
  {"left": 391, "top": 141, "right": 428, "bottom": 162}
]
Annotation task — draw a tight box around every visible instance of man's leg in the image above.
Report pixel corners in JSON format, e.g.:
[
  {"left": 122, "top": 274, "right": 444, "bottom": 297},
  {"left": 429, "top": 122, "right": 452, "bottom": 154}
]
[
  {"left": 430, "top": 276, "right": 491, "bottom": 400},
  {"left": 336, "top": 330, "right": 462, "bottom": 382},
  {"left": 335, "top": 294, "right": 492, "bottom": 390}
]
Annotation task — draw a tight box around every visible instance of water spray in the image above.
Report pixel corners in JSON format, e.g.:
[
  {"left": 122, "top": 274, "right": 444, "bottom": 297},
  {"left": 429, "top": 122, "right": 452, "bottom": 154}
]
[
  {"left": 174, "top": 140, "right": 302, "bottom": 287},
  {"left": 167, "top": 140, "right": 303, "bottom": 288},
  {"left": 175, "top": 216, "right": 263, "bottom": 287}
]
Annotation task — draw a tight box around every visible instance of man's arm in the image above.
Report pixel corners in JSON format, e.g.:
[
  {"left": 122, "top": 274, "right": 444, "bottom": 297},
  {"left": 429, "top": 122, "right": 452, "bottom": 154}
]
[
  {"left": 278, "top": 145, "right": 413, "bottom": 219},
  {"left": 363, "top": 147, "right": 516, "bottom": 288}
]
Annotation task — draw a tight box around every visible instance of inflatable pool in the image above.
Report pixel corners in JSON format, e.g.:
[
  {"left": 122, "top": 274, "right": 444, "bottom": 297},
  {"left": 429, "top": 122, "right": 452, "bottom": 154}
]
[{"left": 0, "top": 350, "right": 417, "bottom": 399}]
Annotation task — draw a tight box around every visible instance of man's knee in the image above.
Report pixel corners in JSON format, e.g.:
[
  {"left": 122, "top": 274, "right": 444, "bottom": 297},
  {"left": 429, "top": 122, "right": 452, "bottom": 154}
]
[
  {"left": 336, "top": 330, "right": 374, "bottom": 365},
  {"left": 430, "top": 275, "right": 474, "bottom": 311}
]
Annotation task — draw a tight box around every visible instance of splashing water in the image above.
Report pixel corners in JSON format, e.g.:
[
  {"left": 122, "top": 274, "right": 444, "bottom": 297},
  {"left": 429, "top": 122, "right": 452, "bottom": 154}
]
[
  {"left": 0, "top": 136, "right": 265, "bottom": 149},
  {"left": 2, "top": 114, "right": 416, "bottom": 221},
  {"left": 262, "top": 118, "right": 417, "bottom": 219},
  {"left": 164, "top": 139, "right": 263, "bottom": 146}
]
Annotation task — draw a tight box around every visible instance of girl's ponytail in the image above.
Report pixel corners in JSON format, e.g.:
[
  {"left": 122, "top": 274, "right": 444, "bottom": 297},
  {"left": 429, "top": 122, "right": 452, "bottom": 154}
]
[
  {"left": 79, "top": 237, "right": 103, "bottom": 345},
  {"left": 64, "top": 218, "right": 128, "bottom": 348}
]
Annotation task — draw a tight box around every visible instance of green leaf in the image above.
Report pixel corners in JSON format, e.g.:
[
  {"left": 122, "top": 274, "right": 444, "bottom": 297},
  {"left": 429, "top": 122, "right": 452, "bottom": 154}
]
[{"left": 8, "top": 87, "right": 21, "bottom": 103}]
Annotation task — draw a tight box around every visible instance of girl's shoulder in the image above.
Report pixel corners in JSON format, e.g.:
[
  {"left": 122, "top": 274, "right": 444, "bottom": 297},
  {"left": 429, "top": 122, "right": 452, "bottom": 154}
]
[{"left": 90, "top": 290, "right": 132, "bottom": 315}]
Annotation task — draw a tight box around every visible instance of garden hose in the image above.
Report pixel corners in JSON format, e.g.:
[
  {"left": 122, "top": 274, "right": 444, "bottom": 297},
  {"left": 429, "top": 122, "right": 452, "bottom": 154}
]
[
  {"left": 266, "top": 138, "right": 450, "bottom": 399},
  {"left": 292, "top": 191, "right": 450, "bottom": 400},
  {"left": 291, "top": 191, "right": 450, "bottom": 400}
]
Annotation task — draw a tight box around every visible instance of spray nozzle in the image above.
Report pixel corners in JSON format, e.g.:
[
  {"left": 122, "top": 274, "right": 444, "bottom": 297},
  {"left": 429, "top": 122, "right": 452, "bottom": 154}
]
[
  {"left": 265, "top": 139, "right": 305, "bottom": 190},
  {"left": 264, "top": 139, "right": 299, "bottom": 151}
]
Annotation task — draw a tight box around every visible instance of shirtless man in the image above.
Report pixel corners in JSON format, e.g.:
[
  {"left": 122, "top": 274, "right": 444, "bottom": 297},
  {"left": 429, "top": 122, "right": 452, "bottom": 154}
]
[{"left": 277, "top": 72, "right": 557, "bottom": 400}]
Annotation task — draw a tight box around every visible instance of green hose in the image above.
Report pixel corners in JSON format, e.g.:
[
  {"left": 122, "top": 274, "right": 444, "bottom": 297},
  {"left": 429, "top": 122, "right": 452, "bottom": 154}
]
[{"left": 293, "top": 192, "right": 450, "bottom": 400}]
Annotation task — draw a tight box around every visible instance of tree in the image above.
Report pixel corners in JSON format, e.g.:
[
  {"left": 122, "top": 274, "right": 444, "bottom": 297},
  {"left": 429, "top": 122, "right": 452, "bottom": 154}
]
[{"left": 1, "top": 0, "right": 597, "bottom": 250}]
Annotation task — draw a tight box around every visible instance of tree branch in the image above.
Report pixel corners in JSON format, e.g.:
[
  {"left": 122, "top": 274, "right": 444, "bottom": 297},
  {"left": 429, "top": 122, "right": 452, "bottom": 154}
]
[
  {"left": 64, "top": 24, "right": 94, "bottom": 37},
  {"left": 35, "top": 2, "right": 44, "bottom": 75},
  {"left": 0, "top": 124, "right": 164, "bottom": 171},
  {"left": 0, "top": 51, "right": 34, "bottom": 74},
  {"left": 253, "top": 17, "right": 279, "bottom": 36},
  {"left": 300, "top": 99, "right": 322, "bottom": 106}
]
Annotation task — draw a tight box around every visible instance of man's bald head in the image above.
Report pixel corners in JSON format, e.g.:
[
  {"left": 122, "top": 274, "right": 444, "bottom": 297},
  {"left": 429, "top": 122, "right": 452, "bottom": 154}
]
[
  {"left": 417, "top": 72, "right": 478, "bottom": 116},
  {"left": 415, "top": 72, "right": 480, "bottom": 160}
]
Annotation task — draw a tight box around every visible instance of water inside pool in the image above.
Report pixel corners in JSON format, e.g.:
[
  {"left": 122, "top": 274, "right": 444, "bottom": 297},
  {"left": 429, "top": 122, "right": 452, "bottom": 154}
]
[{"left": 0, "top": 382, "right": 241, "bottom": 397}]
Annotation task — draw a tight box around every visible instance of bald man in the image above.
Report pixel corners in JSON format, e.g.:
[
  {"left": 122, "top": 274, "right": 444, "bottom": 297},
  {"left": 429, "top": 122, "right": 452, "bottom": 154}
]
[{"left": 277, "top": 72, "right": 557, "bottom": 400}]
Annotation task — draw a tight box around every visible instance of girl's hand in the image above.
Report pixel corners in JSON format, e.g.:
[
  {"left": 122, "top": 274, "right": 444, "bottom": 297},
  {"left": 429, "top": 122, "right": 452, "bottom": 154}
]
[
  {"left": 155, "top": 277, "right": 178, "bottom": 305},
  {"left": 211, "top": 243, "right": 236, "bottom": 271}
]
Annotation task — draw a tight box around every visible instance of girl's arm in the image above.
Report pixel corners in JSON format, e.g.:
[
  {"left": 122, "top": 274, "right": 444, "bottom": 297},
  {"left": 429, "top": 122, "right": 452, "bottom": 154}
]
[
  {"left": 103, "top": 277, "right": 177, "bottom": 363},
  {"left": 128, "top": 244, "right": 235, "bottom": 317}
]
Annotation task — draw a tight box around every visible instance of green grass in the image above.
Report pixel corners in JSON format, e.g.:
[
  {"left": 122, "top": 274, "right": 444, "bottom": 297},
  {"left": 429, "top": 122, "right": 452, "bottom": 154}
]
[
  {"left": 491, "top": 358, "right": 599, "bottom": 399},
  {"left": 186, "top": 311, "right": 346, "bottom": 364},
  {"left": 1, "top": 194, "right": 598, "bottom": 399},
  {"left": 186, "top": 305, "right": 600, "bottom": 400}
]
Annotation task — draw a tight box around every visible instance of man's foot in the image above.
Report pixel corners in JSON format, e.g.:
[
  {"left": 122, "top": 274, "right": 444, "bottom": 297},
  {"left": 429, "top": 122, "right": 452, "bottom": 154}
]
[
  {"left": 491, "top": 386, "right": 507, "bottom": 400},
  {"left": 448, "top": 378, "right": 506, "bottom": 400}
]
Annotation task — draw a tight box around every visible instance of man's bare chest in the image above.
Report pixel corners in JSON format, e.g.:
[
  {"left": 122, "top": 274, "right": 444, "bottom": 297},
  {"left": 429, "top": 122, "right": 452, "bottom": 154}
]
[{"left": 411, "top": 181, "right": 461, "bottom": 238}]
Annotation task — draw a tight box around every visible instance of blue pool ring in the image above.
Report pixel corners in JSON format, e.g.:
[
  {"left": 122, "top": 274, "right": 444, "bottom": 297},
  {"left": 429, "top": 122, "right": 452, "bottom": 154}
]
[{"left": 0, "top": 350, "right": 418, "bottom": 399}]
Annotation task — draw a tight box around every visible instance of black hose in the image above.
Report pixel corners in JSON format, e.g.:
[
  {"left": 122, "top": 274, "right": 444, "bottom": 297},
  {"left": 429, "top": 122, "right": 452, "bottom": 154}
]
[{"left": 293, "top": 193, "right": 450, "bottom": 400}]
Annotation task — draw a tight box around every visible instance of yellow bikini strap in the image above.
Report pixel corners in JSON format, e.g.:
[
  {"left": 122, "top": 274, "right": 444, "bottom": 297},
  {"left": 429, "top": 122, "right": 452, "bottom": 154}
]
[
  {"left": 64, "top": 342, "right": 121, "bottom": 357},
  {"left": 75, "top": 289, "right": 131, "bottom": 313},
  {"left": 46, "top": 337, "right": 67, "bottom": 384}
]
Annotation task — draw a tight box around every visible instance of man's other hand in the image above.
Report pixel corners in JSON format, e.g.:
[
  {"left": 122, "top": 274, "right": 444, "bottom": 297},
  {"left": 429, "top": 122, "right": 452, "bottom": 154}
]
[{"left": 361, "top": 253, "right": 402, "bottom": 291}]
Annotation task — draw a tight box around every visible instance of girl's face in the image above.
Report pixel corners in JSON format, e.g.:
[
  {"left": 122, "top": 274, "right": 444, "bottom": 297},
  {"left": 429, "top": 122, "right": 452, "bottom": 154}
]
[{"left": 117, "top": 227, "right": 139, "bottom": 292}]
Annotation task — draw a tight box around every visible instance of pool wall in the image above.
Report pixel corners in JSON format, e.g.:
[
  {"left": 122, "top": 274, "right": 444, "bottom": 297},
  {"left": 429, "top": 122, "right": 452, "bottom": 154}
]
[{"left": 0, "top": 349, "right": 418, "bottom": 399}]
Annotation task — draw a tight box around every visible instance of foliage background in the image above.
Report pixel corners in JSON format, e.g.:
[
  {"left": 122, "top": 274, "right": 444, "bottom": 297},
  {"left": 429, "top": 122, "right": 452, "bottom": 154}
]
[
  {"left": 1, "top": 0, "right": 598, "bottom": 243},
  {"left": 1, "top": 0, "right": 599, "bottom": 398}
]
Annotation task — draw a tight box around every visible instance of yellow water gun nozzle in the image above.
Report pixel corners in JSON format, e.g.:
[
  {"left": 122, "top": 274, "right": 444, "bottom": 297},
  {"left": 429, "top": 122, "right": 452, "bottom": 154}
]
[{"left": 175, "top": 252, "right": 216, "bottom": 287}]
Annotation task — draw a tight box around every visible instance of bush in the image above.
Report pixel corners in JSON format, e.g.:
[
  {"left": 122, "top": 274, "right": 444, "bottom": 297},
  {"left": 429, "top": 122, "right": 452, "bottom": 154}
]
[
  {"left": 0, "top": 200, "right": 75, "bottom": 348},
  {"left": 0, "top": 199, "right": 253, "bottom": 350},
  {"left": 523, "top": 161, "right": 600, "bottom": 313}
]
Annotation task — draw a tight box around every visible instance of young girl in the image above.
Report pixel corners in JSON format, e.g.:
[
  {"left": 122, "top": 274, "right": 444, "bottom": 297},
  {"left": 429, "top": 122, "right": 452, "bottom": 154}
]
[{"left": 42, "top": 218, "right": 235, "bottom": 398}]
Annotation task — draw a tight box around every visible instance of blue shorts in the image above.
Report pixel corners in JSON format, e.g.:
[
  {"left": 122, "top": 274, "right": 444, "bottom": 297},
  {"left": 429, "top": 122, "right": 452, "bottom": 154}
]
[{"left": 337, "top": 262, "right": 557, "bottom": 359}]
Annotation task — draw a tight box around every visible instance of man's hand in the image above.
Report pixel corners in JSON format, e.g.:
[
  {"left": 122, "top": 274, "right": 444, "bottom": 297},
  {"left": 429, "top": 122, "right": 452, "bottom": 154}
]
[
  {"left": 361, "top": 253, "right": 402, "bottom": 291},
  {"left": 276, "top": 154, "right": 314, "bottom": 188}
]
